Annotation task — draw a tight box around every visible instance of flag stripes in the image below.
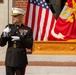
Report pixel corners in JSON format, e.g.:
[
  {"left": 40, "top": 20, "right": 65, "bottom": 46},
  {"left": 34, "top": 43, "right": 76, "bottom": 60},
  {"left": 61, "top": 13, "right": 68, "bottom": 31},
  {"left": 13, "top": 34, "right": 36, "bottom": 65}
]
[{"left": 25, "top": 0, "right": 56, "bottom": 41}]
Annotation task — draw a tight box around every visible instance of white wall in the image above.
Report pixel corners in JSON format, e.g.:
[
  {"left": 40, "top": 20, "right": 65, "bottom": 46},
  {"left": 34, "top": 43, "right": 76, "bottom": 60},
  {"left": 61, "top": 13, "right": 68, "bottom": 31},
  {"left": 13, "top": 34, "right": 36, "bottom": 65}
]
[{"left": 0, "top": 0, "right": 13, "bottom": 61}]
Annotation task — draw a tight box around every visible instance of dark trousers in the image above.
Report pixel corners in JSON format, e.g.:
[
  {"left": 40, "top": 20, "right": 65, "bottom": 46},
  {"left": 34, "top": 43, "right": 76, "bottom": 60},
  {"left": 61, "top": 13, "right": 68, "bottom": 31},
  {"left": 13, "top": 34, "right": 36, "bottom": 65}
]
[{"left": 6, "top": 66, "right": 26, "bottom": 75}]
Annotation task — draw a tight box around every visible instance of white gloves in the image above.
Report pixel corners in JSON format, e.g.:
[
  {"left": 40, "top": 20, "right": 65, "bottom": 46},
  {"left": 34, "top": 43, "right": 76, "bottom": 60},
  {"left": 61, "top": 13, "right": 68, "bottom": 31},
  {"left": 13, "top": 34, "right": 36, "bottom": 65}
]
[
  {"left": 11, "top": 36, "right": 20, "bottom": 41},
  {"left": 3, "top": 27, "right": 11, "bottom": 37},
  {"left": 3, "top": 27, "right": 11, "bottom": 33}
]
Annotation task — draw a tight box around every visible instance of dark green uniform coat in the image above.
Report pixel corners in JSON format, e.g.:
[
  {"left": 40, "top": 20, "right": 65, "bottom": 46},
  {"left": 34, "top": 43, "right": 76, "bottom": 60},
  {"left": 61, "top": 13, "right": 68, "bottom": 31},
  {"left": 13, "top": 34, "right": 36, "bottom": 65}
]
[{"left": 0, "top": 24, "right": 33, "bottom": 67}]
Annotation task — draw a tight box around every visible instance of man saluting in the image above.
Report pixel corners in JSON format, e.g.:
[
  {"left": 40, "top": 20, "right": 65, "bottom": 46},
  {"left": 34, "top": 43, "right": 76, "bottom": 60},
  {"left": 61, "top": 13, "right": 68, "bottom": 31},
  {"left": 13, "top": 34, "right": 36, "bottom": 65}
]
[{"left": 0, "top": 7, "right": 33, "bottom": 75}]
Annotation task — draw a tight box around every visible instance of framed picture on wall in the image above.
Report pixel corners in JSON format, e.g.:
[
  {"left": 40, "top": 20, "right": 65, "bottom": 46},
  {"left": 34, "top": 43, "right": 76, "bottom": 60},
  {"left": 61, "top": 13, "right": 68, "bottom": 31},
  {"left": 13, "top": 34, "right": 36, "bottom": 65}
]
[{"left": 0, "top": 0, "right": 3, "bottom": 3}]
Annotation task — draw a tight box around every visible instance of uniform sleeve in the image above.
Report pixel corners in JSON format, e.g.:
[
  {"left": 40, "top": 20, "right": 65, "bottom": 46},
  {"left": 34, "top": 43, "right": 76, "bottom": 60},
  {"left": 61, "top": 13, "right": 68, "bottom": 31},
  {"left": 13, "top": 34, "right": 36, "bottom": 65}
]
[
  {"left": 0, "top": 25, "right": 9, "bottom": 46},
  {"left": 20, "top": 28, "right": 33, "bottom": 49},
  {"left": 0, "top": 33, "right": 7, "bottom": 46}
]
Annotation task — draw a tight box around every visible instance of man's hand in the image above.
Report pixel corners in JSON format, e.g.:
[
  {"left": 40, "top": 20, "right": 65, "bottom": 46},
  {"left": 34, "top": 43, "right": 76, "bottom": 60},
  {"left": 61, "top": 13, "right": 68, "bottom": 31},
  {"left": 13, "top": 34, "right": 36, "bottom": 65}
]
[
  {"left": 26, "top": 48, "right": 32, "bottom": 54},
  {"left": 2, "top": 27, "right": 11, "bottom": 37},
  {"left": 11, "top": 36, "right": 20, "bottom": 41},
  {"left": 3, "top": 27, "right": 11, "bottom": 33}
]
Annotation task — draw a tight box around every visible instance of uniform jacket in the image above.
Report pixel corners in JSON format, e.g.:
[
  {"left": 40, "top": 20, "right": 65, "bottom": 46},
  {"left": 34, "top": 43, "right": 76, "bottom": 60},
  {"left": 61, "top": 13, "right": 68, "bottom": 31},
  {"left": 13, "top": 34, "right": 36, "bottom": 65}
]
[{"left": 0, "top": 24, "right": 33, "bottom": 67}]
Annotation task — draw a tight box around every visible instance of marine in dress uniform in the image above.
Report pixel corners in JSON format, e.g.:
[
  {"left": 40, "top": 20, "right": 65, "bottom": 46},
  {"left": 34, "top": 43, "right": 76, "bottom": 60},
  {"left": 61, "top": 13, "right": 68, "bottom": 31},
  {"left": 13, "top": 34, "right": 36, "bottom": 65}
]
[{"left": 0, "top": 8, "right": 33, "bottom": 75}]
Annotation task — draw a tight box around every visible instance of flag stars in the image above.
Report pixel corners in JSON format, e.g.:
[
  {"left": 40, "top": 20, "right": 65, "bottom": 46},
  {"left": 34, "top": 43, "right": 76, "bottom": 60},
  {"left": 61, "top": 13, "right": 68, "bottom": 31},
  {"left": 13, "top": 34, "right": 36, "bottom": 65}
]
[
  {"left": 46, "top": 6, "right": 49, "bottom": 9},
  {"left": 45, "top": 3, "right": 47, "bottom": 5},
  {"left": 43, "top": 0, "right": 45, "bottom": 2},
  {"left": 36, "top": 0, "right": 38, "bottom": 2},
  {"left": 34, "top": 1, "right": 36, "bottom": 3},
  {"left": 30, "top": 0, "right": 32, "bottom": 2},
  {"left": 42, "top": 4, "right": 44, "bottom": 7},
  {"left": 38, "top": 3, "right": 40, "bottom": 5},
  {"left": 40, "top": 1, "right": 43, "bottom": 4},
  {"left": 29, "top": 0, "right": 49, "bottom": 9}
]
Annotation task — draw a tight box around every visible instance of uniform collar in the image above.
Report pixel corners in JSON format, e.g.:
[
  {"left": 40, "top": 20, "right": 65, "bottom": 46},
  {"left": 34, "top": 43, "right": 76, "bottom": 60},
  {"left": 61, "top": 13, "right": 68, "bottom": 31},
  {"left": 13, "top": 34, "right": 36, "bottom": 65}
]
[{"left": 15, "top": 23, "right": 23, "bottom": 27}]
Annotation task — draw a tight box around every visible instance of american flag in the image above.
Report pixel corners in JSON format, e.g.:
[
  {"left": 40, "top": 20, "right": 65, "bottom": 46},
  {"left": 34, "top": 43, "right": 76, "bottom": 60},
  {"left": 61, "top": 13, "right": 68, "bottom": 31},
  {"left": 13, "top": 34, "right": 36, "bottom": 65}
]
[{"left": 25, "top": 0, "right": 56, "bottom": 41}]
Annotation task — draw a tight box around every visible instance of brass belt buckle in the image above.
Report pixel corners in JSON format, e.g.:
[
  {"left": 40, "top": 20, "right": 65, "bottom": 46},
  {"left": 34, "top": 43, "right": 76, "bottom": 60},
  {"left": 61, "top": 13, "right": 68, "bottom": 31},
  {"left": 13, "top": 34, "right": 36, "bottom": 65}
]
[{"left": 13, "top": 44, "right": 16, "bottom": 48}]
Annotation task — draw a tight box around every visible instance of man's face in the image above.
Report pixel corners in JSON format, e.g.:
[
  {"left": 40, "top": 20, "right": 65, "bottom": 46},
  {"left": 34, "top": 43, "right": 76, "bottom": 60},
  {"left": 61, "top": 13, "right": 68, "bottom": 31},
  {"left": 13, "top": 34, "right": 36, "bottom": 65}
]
[{"left": 13, "top": 14, "right": 23, "bottom": 24}]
